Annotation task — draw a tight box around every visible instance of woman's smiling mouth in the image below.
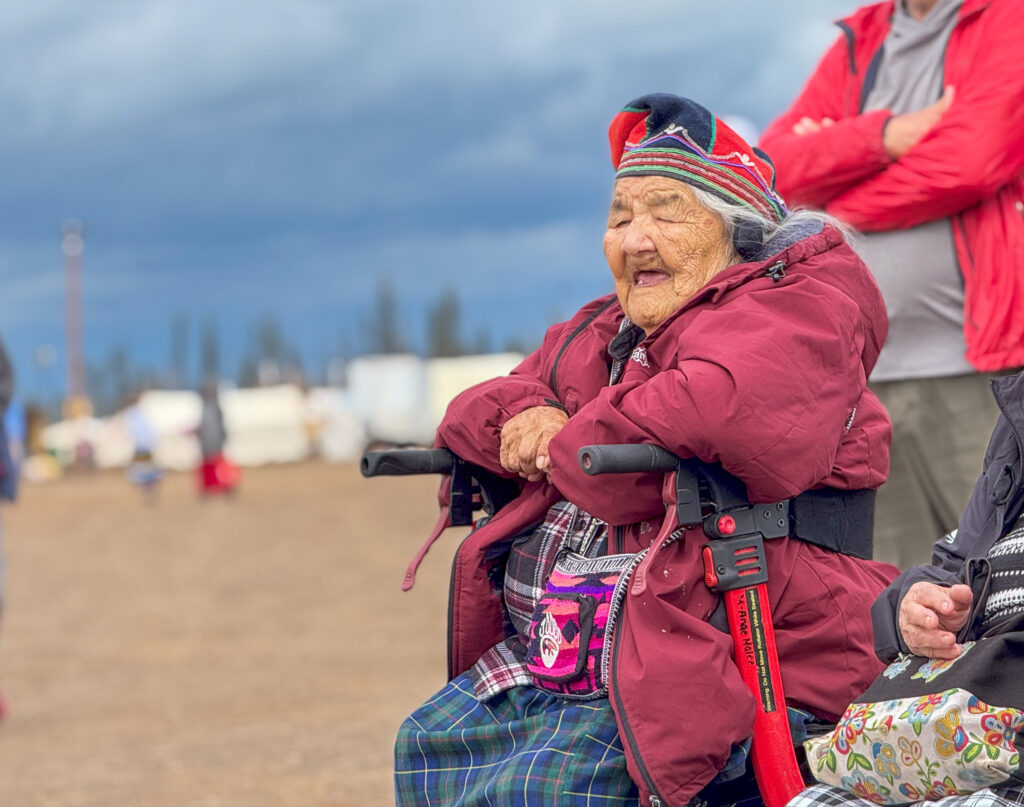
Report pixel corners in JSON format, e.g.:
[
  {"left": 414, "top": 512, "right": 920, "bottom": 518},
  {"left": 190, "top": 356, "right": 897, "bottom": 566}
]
[{"left": 633, "top": 269, "right": 670, "bottom": 287}]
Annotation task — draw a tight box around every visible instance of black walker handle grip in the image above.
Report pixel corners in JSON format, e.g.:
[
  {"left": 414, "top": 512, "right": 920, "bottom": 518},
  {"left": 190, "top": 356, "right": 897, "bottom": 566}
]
[
  {"left": 578, "top": 444, "right": 678, "bottom": 475},
  {"left": 361, "top": 448, "right": 456, "bottom": 477}
]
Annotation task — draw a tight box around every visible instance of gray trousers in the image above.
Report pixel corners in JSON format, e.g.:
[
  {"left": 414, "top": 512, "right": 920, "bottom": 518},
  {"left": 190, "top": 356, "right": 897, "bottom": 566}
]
[{"left": 870, "top": 372, "right": 1004, "bottom": 570}]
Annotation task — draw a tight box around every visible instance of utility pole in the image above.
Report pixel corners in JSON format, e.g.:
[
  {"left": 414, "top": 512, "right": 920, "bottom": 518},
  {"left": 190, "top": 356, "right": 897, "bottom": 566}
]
[{"left": 62, "top": 219, "right": 91, "bottom": 417}]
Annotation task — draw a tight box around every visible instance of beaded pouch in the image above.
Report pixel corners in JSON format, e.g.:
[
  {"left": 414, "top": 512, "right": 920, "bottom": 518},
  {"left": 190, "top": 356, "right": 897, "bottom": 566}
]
[{"left": 525, "top": 549, "right": 638, "bottom": 698}]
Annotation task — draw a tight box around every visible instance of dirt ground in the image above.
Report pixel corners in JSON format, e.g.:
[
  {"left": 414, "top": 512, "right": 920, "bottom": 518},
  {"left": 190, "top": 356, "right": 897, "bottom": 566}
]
[{"left": 0, "top": 462, "right": 466, "bottom": 806}]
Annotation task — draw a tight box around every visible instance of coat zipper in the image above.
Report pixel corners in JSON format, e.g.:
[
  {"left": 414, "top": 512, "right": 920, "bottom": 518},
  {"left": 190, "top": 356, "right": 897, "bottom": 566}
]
[
  {"left": 837, "top": 20, "right": 857, "bottom": 75},
  {"left": 942, "top": 2, "right": 994, "bottom": 338},
  {"left": 600, "top": 548, "right": 649, "bottom": 686},
  {"left": 606, "top": 527, "right": 688, "bottom": 807},
  {"left": 550, "top": 297, "right": 617, "bottom": 399},
  {"left": 836, "top": 20, "right": 860, "bottom": 117},
  {"left": 609, "top": 593, "right": 664, "bottom": 806}
]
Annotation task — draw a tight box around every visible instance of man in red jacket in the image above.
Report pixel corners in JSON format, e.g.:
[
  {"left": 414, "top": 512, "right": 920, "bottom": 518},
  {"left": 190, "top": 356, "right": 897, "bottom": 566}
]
[{"left": 760, "top": 0, "right": 1024, "bottom": 569}]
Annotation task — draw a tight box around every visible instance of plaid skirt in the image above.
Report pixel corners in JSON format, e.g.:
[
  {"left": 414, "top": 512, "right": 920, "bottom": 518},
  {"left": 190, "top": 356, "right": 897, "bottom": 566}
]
[{"left": 395, "top": 673, "right": 638, "bottom": 806}]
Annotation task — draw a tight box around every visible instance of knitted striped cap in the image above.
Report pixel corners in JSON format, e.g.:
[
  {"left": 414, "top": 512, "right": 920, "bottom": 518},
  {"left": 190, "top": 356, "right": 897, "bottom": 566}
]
[{"left": 609, "top": 93, "right": 786, "bottom": 222}]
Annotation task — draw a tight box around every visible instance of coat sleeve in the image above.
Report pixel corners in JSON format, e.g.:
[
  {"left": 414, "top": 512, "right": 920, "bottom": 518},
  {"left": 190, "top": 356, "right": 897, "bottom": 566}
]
[
  {"left": 435, "top": 298, "right": 615, "bottom": 475},
  {"left": 872, "top": 413, "right": 1013, "bottom": 661},
  {"left": 435, "top": 343, "right": 562, "bottom": 476},
  {"left": 547, "top": 273, "right": 874, "bottom": 525},
  {"left": 826, "top": 3, "right": 1024, "bottom": 230},
  {"left": 758, "top": 35, "right": 893, "bottom": 209}
]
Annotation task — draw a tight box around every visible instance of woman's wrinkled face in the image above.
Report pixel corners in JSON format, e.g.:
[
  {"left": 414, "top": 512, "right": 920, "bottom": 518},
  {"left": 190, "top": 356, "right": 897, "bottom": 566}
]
[{"left": 604, "top": 176, "right": 736, "bottom": 334}]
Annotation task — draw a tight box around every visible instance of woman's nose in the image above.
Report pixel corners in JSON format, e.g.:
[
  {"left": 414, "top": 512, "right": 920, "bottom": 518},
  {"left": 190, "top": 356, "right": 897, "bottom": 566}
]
[{"left": 620, "top": 219, "right": 655, "bottom": 255}]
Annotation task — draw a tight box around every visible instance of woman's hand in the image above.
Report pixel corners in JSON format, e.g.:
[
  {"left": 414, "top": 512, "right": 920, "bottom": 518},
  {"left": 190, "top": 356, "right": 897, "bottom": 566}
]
[
  {"left": 499, "top": 406, "right": 568, "bottom": 482},
  {"left": 898, "top": 581, "right": 973, "bottom": 659}
]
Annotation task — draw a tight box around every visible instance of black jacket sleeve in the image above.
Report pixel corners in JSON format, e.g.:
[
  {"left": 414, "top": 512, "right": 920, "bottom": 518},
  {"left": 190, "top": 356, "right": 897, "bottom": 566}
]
[{"left": 872, "top": 410, "right": 1021, "bottom": 661}]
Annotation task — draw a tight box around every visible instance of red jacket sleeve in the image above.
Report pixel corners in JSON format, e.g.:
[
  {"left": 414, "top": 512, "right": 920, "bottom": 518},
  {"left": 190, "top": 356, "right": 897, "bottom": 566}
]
[
  {"left": 759, "top": 35, "right": 893, "bottom": 208},
  {"left": 435, "top": 339, "right": 563, "bottom": 476},
  {"left": 826, "top": 3, "right": 1024, "bottom": 230},
  {"left": 546, "top": 276, "right": 873, "bottom": 524},
  {"left": 435, "top": 297, "right": 615, "bottom": 475}
]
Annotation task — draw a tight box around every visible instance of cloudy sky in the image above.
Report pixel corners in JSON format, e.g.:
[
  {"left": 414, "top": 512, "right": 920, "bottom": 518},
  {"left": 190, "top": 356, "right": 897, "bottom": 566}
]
[{"left": 0, "top": 0, "right": 856, "bottom": 399}]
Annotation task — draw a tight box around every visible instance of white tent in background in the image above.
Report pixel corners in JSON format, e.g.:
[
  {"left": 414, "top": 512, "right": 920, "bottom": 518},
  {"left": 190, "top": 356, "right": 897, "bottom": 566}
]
[
  {"left": 426, "top": 353, "right": 524, "bottom": 429},
  {"left": 40, "top": 416, "right": 113, "bottom": 468},
  {"left": 36, "top": 351, "right": 527, "bottom": 474},
  {"left": 346, "top": 352, "right": 524, "bottom": 446},
  {"left": 39, "top": 391, "right": 202, "bottom": 471},
  {"left": 346, "top": 354, "right": 432, "bottom": 445},
  {"left": 221, "top": 384, "right": 311, "bottom": 466},
  {"left": 40, "top": 385, "right": 315, "bottom": 471},
  {"left": 306, "top": 387, "right": 367, "bottom": 462},
  {"left": 138, "top": 389, "right": 203, "bottom": 470}
]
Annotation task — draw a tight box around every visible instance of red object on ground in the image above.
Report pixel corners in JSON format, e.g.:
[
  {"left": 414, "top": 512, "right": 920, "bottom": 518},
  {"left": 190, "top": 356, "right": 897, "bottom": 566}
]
[{"left": 198, "top": 454, "right": 239, "bottom": 495}]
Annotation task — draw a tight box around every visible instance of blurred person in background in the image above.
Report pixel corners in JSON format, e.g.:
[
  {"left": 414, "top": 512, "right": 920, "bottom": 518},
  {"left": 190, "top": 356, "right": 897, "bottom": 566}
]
[
  {"left": 123, "top": 394, "right": 162, "bottom": 503},
  {"left": 196, "top": 381, "right": 237, "bottom": 497},
  {"left": 759, "top": 0, "right": 1024, "bottom": 569},
  {"left": 394, "top": 94, "right": 898, "bottom": 807},
  {"left": 0, "top": 334, "right": 16, "bottom": 720}
]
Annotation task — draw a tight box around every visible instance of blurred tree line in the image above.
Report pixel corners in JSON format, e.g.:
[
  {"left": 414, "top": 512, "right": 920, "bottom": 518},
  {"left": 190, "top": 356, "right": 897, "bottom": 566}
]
[{"left": 79, "top": 278, "right": 534, "bottom": 416}]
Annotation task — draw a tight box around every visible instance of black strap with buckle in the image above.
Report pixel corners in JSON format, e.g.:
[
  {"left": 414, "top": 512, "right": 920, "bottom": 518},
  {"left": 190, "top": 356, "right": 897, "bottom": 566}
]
[{"left": 672, "top": 458, "right": 875, "bottom": 562}]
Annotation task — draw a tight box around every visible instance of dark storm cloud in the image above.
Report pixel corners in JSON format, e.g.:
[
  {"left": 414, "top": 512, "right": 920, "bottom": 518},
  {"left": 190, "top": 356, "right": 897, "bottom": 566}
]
[{"left": 0, "top": 0, "right": 854, "bottom": 392}]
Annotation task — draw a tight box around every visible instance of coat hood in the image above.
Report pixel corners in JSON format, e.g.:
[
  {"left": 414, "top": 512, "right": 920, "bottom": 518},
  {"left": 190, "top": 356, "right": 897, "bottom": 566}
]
[{"left": 660, "top": 220, "right": 889, "bottom": 378}]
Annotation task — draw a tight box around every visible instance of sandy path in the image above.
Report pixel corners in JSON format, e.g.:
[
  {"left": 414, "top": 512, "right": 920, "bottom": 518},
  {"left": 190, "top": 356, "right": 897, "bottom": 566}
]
[{"left": 0, "top": 462, "right": 464, "bottom": 806}]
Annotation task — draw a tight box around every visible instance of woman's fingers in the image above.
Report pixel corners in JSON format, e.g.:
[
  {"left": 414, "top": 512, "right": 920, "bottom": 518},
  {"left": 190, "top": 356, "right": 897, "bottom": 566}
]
[
  {"left": 516, "top": 425, "right": 561, "bottom": 479},
  {"left": 906, "top": 581, "right": 972, "bottom": 623},
  {"left": 499, "top": 406, "right": 568, "bottom": 479},
  {"left": 500, "top": 418, "right": 549, "bottom": 478},
  {"left": 901, "top": 595, "right": 939, "bottom": 630},
  {"left": 900, "top": 606, "right": 956, "bottom": 657},
  {"left": 499, "top": 426, "right": 523, "bottom": 474},
  {"left": 915, "top": 582, "right": 973, "bottom": 630},
  {"left": 529, "top": 427, "right": 560, "bottom": 474},
  {"left": 902, "top": 622, "right": 961, "bottom": 659},
  {"left": 517, "top": 429, "right": 544, "bottom": 477},
  {"left": 899, "top": 581, "right": 973, "bottom": 658},
  {"left": 945, "top": 584, "right": 974, "bottom": 617},
  {"left": 904, "top": 633, "right": 962, "bottom": 660}
]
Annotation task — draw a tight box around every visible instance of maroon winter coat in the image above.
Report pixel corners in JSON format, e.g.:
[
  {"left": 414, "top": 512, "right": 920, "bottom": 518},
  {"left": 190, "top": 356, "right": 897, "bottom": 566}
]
[{"left": 434, "top": 223, "right": 898, "bottom": 806}]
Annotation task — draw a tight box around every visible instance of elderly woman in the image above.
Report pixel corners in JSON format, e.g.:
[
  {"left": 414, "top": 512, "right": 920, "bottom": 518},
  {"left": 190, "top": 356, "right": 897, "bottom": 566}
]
[{"left": 394, "top": 94, "right": 898, "bottom": 807}]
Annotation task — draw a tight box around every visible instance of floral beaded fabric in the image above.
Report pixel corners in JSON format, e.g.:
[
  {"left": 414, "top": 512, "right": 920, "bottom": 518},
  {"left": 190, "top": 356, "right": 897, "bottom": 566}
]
[{"left": 804, "top": 642, "right": 1024, "bottom": 805}]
